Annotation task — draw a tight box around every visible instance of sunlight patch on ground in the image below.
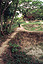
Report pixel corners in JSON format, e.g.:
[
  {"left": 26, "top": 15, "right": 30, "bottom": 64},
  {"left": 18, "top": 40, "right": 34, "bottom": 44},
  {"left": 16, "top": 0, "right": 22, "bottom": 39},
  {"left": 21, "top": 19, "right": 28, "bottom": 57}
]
[{"left": 23, "top": 45, "right": 43, "bottom": 61}]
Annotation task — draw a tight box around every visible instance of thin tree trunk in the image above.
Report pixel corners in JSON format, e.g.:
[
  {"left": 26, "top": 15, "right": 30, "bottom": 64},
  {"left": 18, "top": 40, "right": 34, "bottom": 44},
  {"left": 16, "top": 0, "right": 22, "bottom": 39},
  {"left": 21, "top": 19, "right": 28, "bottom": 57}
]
[
  {"left": 0, "top": 6, "right": 1, "bottom": 26},
  {"left": 1, "top": 15, "right": 3, "bottom": 31},
  {"left": 0, "top": 0, "right": 4, "bottom": 35},
  {"left": 0, "top": 0, "right": 3, "bottom": 31},
  {"left": 9, "top": 0, "right": 19, "bottom": 30}
]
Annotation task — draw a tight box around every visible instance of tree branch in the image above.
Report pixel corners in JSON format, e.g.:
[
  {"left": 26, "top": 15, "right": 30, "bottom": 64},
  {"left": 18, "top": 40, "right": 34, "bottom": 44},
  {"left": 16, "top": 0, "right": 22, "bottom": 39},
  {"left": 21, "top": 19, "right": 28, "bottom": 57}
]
[
  {"left": 9, "top": 0, "right": 19, "bottom": 29},
  {"left": 2, "top": 1, "right": 12, "bottom": 15}
]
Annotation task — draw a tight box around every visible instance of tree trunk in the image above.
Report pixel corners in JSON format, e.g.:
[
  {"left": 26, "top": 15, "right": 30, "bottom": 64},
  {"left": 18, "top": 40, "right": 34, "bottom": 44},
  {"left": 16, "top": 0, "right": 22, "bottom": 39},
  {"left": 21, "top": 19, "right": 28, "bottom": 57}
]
[
  {"left": 9, "top": 0, "right": 19, "bottom": 30},
  {"left": 1, "top": 17, "right": 3, "bottom": 32},
  {"left": 0, "top": 7, "right": 1, "bottom": 26},
  {"left": 0, "top": 0, "right": 2, "bottom": 31},
  {"left": 0, "top": 0, "right": 4, "bottom": 35}
]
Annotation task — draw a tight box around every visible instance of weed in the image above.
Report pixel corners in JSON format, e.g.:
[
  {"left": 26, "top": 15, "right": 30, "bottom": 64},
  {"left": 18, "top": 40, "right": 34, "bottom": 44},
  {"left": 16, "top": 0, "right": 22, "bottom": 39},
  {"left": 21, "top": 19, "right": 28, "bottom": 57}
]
[
  {"left": 9, "top": 42, "right": 19, "bottom": 53},
  {"left": 39, "top": 55, "right": 43, "bottom": 59},
  {"left": 19, "top": 40, "right": 21, "bottom": 44}
]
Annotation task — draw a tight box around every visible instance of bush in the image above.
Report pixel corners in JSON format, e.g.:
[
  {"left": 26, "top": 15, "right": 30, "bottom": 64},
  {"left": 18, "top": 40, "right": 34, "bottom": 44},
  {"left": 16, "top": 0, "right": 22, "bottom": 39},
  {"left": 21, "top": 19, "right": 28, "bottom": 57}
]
[{"left": 9, "top": 42, "right": 20, "bottom": 53}]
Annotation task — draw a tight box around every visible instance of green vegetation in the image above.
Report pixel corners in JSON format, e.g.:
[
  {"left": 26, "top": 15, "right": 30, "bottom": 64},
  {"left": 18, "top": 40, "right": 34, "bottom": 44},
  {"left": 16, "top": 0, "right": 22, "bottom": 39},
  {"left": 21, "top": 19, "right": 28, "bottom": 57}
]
[
  {"left": 39, "top": 55, "right": 43, "bottom": 59},
  {"left": 3, "top": 41, "right": 43, "bottom": 64},
  {"left": 22, "top": 22, "right": 43, "bottom": 31},
  {"left": 0, "top": 0, "right": 43, "bottom": 64},
  {"left": 22, "top": 22, "right": 43, "bottom": 25},
  {"left": 9, "top": 42, "right": 20, "bottom": 53},
  {"left": 0, "top": 0, "right": 43, "bottom": 35},
  {"left": 38, "top": 42, "right": 43, "bottom": 50}
]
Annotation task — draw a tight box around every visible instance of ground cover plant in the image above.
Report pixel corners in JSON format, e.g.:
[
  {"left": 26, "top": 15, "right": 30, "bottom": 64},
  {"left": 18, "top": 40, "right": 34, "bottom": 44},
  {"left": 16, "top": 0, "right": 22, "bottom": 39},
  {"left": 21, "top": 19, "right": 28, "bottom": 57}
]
[
  {"left": 22, "top": 22, "right": 43, "bottom": 31},
  {"left": 2, "top": 31, "right": 43, "bottom": 64}
]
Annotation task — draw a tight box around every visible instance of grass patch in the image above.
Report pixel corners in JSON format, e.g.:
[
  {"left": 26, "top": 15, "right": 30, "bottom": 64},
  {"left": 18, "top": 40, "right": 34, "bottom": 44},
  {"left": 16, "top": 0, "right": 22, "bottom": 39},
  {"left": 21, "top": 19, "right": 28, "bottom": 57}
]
[
  {"left": 39, "top": 42, "right": 43, "bottom": 46},
  {"left": 22, "top": 22, "right": 43, "bottom": 25},
  {"left": 39, "top": 55, "right": 43, "bottom": 59},
  {"left": 22, "top": 23, "right": 43, "bottom": 31}
]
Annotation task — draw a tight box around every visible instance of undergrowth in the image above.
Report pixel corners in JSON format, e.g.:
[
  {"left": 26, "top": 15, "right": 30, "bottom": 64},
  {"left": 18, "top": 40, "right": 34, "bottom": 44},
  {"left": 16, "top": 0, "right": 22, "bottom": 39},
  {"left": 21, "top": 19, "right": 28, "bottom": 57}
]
[{"left": 2, "top": 42, "right": 43, "bottom": 64}]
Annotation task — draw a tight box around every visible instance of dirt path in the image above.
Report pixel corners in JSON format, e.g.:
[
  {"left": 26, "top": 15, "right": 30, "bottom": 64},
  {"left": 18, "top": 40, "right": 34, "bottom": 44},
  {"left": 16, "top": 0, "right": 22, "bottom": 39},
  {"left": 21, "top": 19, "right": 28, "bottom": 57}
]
[
  {"left": 0, "top": 25, "right": 43, "bottom": 56},
  {"left": 0, "top": 25, "right": 26, "bottom": 64}
]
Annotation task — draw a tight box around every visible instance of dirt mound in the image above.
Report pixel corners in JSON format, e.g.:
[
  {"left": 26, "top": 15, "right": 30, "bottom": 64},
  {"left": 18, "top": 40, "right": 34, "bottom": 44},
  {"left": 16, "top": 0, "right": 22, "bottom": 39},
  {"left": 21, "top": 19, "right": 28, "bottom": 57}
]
[
  {"left": 9, "top": 31, "right": 43, "bottom": 47},
  {"left": 9, "top": 31, "right": 43, "bottom": 62},
  {"left": 1, "top": 31, "right": 43, "bottom": 64}
]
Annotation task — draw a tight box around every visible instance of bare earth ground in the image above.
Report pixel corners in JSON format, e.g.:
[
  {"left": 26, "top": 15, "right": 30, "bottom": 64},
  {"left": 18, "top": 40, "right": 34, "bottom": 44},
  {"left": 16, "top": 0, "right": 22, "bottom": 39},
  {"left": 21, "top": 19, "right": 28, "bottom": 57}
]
[{"left": 0, "top": 24, "right": 43, "bottom": 64}]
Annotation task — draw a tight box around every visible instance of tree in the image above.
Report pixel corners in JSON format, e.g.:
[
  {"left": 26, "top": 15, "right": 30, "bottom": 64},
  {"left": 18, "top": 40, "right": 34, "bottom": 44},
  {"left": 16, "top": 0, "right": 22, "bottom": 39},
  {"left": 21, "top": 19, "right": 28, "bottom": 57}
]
[
  {"left": 0, "top": 0, "right": 43, "bottom": 35},
  {"left": 0, "top": 0, "right": 12, "bottom": 35},
  {"left": 0, "top": 0, "right": 4, "bottom": 35},
  {"left": 0, "top": 0, "right": 19, "bottom": 35},
  {"left": 20, "top": 0, "right": 43, "bottom": 20},
  {"left": 9, "top": 0, "right": 19, "bottom": 30}
]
